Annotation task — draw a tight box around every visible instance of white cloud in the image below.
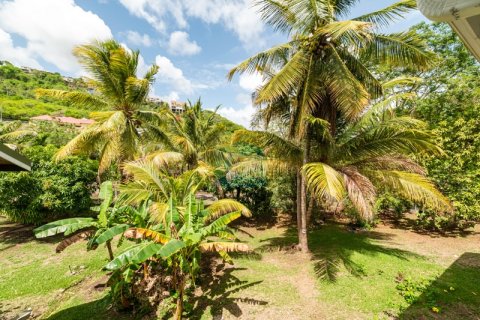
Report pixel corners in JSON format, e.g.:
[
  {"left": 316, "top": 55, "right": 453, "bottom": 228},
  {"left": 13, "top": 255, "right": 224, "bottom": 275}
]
[
  {"left": 168, "top": 31, "right": 201, "bottom": 56},
  {"left": 124, "top": 30, "right": 152, "bottom": 47},
  {"left": 0, "top": 28, "right": 43, "bottom": 69},
  {"left": 155, "top": 55, "right": 194, "bottom": 94},
  {"left": 118, "top": 0, "right": 264, "bottom": 49},
  {"left": 158, "top": 91, "right": 180, "bottom": 102},
  {"left": 215, "top": 93, "right": 255, "bottom": 128},
  {"left": 0, "top": 0, "right": 112, "bottom": 73},
  {"left": 239, "top": 72, "right": 264, "bottom": 92}
]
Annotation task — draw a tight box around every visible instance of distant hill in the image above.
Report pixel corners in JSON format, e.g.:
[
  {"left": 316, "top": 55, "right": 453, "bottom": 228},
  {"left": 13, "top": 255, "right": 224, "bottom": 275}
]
[
  {"left": 0, "top": 61, "right": 93, "bottom": 120},
  {"left": 0, "top": 62, "right": 243, "bottom": 138}
]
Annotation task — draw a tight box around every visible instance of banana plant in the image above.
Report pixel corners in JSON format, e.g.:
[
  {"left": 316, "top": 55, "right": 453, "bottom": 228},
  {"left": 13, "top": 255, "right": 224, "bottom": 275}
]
[
  {"left": 34, "top": 181, "right": 131, "bottom": 260},
  {"left": 105, "top": 194, "right": 251, "bottom": 319}
]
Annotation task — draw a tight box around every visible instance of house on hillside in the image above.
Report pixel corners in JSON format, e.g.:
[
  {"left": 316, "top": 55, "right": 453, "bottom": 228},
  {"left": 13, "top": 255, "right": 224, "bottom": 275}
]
[
  {"left": 0, "top": 143, "right": 31, "bottom": 171},
  {"left": 417, "top": 0, "right": 480, "bottom": 60},
  {"left": 170, "top": 100, "right": 186, "bottom": 114},
  {"left": 31, "top": 115, "right": 94, "bottom": 128}
]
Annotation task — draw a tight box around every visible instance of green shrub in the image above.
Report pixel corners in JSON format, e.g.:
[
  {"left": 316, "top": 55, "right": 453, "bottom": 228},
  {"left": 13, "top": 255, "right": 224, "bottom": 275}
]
[
  {"left": 221, "top": 175, "right": 274, "bottom": 220},
  {"left": 0, "top": 145, "right": 98, "bottom": 224}
]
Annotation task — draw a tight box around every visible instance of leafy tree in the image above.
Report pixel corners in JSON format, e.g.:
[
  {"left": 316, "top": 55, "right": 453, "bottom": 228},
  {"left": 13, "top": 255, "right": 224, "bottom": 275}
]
[
  {"left": 151, "top": 99, "right": 231, "bottom": 169},
  {"left": 228, "top": 0, "right": 434, "bottom": 251},
  {"left": 36, "top": 40, "right": 169, "bottom": 176},
  {"left": 221, "top": 174, "right": 274, "bottom": 220},
  {"left": 0, "top": 145, "right": 97, "bottom": 224}
]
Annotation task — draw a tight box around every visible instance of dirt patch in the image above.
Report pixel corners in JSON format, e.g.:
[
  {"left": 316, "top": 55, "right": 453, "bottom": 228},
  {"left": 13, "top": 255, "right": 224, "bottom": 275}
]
[{"left": 372, "top": 217, "right": 480, "bottom": 266}]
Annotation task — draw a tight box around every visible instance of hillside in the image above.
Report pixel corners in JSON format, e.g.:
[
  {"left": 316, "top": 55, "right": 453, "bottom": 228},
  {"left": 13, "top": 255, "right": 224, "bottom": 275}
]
[
  {"left": 0, "top": 62, "right": 243, "bottom": 136},
  {"left": 0, "top": 61, "right": 92, "bottom": 120}
]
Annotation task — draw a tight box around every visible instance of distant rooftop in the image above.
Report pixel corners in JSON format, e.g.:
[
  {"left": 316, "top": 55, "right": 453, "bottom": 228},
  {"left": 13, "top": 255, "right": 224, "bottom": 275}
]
[{"left": 31, "top": 115, "right": 94, "bottom": 127}]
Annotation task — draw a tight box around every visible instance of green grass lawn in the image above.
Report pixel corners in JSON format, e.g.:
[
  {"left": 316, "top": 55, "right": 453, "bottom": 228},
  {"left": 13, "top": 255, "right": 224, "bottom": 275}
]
[{"left": 1, "top": 217, "right": 479, "bottom": 319}]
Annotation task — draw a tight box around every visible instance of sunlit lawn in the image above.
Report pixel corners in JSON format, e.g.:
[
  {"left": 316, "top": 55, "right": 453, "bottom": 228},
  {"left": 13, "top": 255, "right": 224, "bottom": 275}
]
[{"left": 1, "top": 217, "right": 479, "bottom": 319}]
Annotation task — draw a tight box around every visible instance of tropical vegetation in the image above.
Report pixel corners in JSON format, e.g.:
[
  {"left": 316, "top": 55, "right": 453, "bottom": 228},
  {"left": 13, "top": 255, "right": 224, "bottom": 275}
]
[{"left": 0, "top": 1, "right": 479, "bottom": 319}]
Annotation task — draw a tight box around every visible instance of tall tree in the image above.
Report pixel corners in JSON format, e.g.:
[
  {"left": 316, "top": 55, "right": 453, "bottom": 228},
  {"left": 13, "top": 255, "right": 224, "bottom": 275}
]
[
  {"left": 228, "top": 0, "right": 435, "bottom": 251},
  {"left": 233, "top": 90, "right": 451, "bottom": 227},
  {"left": 36, "top": 40, "right": 169, "bottom": 176}
]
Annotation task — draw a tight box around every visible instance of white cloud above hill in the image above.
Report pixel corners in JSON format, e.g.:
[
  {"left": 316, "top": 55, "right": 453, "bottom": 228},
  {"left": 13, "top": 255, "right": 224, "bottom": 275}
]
[{"left": 0, "top": 0, "right": 112, "bottom": 73}]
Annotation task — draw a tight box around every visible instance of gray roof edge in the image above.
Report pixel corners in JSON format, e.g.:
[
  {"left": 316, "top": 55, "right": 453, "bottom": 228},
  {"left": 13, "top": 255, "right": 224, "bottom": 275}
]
[
  {"left": 0, "top": 143, "right": 31, "bottom": 171},
  {"left": 417, "top": 0, "right": 480, "bottom": 21}
]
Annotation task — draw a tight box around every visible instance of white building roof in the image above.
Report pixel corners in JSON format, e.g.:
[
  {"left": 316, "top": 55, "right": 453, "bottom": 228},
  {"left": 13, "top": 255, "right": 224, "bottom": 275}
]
[
  {"left": 0, "top": 143, "right": 31, "bottom": 171},
  {"left": 417, "top": 0, "right": 480, "bottom": 60}
]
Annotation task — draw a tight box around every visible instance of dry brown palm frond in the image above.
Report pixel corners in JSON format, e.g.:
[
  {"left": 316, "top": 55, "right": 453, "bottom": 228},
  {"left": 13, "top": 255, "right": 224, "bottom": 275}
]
[
  {"left": 199, "top": 241, "right": 249, "bottom": 253},
  {"left": 56, "top": 229, "right": 95, "bottom": 253},
  {"left": 124, "top": 227, "right": 170, "bottom": 244},
  {"left": 340, "top": 166, "right": 376, "bottom": 222}
]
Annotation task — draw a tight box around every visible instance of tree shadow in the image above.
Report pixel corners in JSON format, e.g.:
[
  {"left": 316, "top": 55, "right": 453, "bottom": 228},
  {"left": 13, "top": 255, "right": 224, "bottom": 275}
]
[
  {"left": 45, "top": 296, "right": 133, "bottom": 320},
  {"left": 399, "top": 252, "right": 480, "bottom": 320},
  {"left": 380, "top": 213, "right": 480, "bottom": 238},
  {"left": 257, "top": 223, "right": 421, "bottom": 282},
  {"left": 0, "top": 216, "right": 64, "bottom": 251},
  {"left": 191, "top": 263, "right": 267, "bottom": 319}
]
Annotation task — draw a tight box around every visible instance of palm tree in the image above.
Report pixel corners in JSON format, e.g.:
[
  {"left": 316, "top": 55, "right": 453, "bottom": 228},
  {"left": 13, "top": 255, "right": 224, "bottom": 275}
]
[
  {"left": 228, "top": 0, "right": 435, "bottom": 251},
  {"left": 150, "top": 99, "right": 231, "bottom": 169},
  {"left": 233, "top": 86, "right": 451, "bottom": 246},
  {"left": 119, "top": 158, "right": 251, "bottom": 223},
  {"left": 36, "top": 40, "right": 169, "bottom": 176}
]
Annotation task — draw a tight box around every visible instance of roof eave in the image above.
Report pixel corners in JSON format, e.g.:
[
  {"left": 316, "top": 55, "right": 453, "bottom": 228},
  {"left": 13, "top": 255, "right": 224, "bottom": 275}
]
[{"left": 0, "top": 144, "right": 31, "bottom": 171}]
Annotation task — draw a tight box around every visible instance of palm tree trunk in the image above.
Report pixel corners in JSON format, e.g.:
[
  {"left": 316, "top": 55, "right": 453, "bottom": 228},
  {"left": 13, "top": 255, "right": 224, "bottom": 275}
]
[
  {"left": 215, "top": 179, "right": 225, "bottom": 199},
  {"left": 299, "top": 133, "right": 310, "bottom": 252},
  {"left": 306, "top": 196, "right": 315, "bottom": 227},
  {"left": 296, "top": 170, "right": 302, "bottom": 248}
]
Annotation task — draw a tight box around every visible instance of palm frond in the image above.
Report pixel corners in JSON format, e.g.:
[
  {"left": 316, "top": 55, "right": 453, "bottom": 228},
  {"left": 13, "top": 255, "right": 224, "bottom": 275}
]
[
  {"left": 124, "top": 227, "right": 170, "bottom": 244},
  {"left": 199, "top": 241, "right": 249, "bottom": 253},
  {"left": 35, "top": 89, "right": 108, "bottom": 109},
  {"left": 303, "top": 162, "right": 346, "bottom": 202},
  {"left": 366, "top": 170, "right": 452, "bottom": 212},
  {"left": 205, "top": 199, "right": 252, "bottom": 222},
  {"left": 341, "top": 167, "right": 376, "bottom": 222},
  {"left": 354, "top": 0, "right": 416, "bottom": 28}
]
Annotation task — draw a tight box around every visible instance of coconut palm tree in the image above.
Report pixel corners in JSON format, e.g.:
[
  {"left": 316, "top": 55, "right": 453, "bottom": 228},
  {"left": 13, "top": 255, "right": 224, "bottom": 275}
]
[
  {"left": 36, "top": 40, "right": 169, "bottom": 176},
  {"left": 228, "top": 0, "right": 435, "bottom": 251},
  {"left": 149, "top": 99, "right": 231, "bottom": 169},
  {"left": 233, "top": 87, "right": 451, "bottom": 240},
  {"left": 119, "top": 158, "right": 251, "bottom": 223}
]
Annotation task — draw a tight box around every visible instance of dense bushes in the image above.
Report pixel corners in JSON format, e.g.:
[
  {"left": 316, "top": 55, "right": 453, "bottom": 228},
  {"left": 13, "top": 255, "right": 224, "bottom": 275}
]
[
  {"left": 221, "top": 175, "right": 274, "bottom": 221},
  {"left": 0, "top": 145, "right": 98, "bottom": 224}
]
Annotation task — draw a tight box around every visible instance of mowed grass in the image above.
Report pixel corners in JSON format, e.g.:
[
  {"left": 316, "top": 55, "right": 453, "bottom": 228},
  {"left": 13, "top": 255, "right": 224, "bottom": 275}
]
[{"left": 1, "top": 217, "right": 479, "bottom": 319}]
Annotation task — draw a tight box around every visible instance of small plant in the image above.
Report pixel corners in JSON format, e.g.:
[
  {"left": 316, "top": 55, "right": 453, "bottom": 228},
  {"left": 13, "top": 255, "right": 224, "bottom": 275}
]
[{"left": 395, "top": 275, "right": 443, "bottom": 313}]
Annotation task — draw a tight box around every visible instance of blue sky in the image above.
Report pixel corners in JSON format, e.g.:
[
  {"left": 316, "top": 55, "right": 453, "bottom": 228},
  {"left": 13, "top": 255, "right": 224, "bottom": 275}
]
[{"left": 0, "top": 0, "right": 427, "bottom": 127}]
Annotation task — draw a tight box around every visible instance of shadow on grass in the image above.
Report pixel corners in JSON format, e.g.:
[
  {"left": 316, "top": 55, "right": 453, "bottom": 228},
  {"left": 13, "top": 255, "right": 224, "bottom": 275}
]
[
  {"left": 191, "top": 264, "right": 267, "bottom": 319},
  {"left": 399, "top": 252, "right": 480, "bottom": 320},
  {"left": 0, "top": 216, "right": 65, "bottom": 251},
  {"left": 258, "top": 223, "right": 421, "bottom": 282},
  {"left": 380, "top": 213, "right": 480, "bottom": 238},
  {"left": 45, "top": 296, "right": 132, "bottom": 320}
]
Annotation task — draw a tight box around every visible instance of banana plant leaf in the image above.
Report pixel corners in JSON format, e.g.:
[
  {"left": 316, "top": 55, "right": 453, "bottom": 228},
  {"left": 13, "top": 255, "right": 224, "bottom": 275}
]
[
  {"left": 34, "top": 218, "right": 96, "bottom": 238},
  {"left": 95, "top": 224, "right": 129, "bottom": 245},
  {"left": 158, "top": 239, "right": 186, "bottom": 259}
]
